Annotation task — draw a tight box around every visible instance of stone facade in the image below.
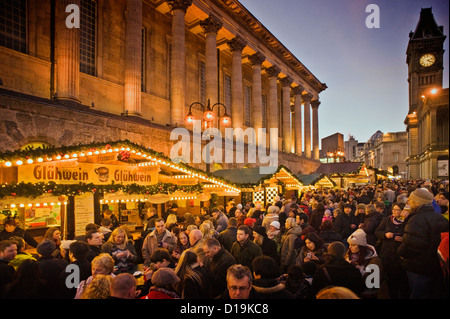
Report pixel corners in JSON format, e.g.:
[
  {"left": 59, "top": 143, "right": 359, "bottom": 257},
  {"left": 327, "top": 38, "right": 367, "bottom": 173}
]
[
  {"left": 405, "top": 8, "right": 449, "bottom": 179},
  {"left": 0, "top": 0, "right": 325, "bottom": 175}
]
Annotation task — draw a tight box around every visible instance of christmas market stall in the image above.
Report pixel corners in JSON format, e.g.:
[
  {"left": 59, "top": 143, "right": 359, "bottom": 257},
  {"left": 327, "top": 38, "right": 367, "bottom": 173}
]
[
  {"left": 296, "top": 173, "right": 336, "bottom": 189},
  {"left": 0, "top": 140, "right": 240, "bottom": 243},
  {"left": 312, "top": 162, "right": 374, "bottom": 188},
  {"left": 212, "top": 166, "right": 305, "bottom": 208}
]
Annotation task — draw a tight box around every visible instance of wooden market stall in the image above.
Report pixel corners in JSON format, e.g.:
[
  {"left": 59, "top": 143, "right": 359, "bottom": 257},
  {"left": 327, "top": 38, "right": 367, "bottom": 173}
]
[
  {"left": 296, "top": 173, "right": 336, "bottom": 189},
  {"left": 312, "top": 162, "right": 375, "bottom": 188},
  {"left": 212, "top": 166, "right": 305, "bottom": 208},
  {"left": 0, "top": 140, "right": 239, "bottom": 242}
]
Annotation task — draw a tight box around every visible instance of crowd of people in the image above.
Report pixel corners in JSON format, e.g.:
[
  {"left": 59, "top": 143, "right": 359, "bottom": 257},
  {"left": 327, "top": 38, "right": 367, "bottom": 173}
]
[{"left": 0, "top": 179, "right": 448, "bottom": 299}]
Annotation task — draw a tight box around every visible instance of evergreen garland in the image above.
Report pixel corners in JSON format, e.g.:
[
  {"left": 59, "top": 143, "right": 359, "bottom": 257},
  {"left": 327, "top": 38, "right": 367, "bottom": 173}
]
[{"left": 0, "top": 181, "right": 203, "bottom": 199}]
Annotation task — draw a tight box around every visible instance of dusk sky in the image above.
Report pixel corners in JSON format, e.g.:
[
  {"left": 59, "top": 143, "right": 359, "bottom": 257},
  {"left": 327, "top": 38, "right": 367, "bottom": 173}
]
[{"left": 239, "top": 0, "right": 449, "bottom": 146}]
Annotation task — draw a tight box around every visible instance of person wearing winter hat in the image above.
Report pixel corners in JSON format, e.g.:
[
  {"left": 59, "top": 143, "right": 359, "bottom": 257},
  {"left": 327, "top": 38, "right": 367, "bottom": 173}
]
[
  {"left": 311, "top": 241, "right": 365, "bottom": 297},
  {"left": 345, "top": 229, "right": 381, "bottom": 276},
  {"left": 345, "top": 229, "right": 383, "bottom": 298},
  {"left": 253, "top": 226, "right": 279, "bottom": 265},
  {"left": 36, "top": 239, "right": 68, "bottom": 298},
  {"left": 397, "top": 187, "right": 449, "bottom": 298},
  {"left": 267, "top": 221, "right": 281, "bottom": 247},
  {"left": 262, "top": 206, "right": 279, "bottom": 232},
  {"left": 408, "top": 187, "right": 434, "bottom": 209}
]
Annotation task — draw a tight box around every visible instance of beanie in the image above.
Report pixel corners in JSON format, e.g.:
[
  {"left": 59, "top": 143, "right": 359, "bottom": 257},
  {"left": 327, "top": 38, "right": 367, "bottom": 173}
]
[
  {"left": 270, "top": 221, "right": 280, "bottom": 230},
  {"left": 347, "top": 229, "right": 367, "bottom": 247},
  {"left": 244, "top": 218, "right": 256, "bottom": 226},
  {"left": 409, "top": 188, "right": 434, "bottom": 206},
  {"left": 357, "top": 203, "right": 366, "bottom": 210},
  {"left": 37, "top": 239, "right": 56, "bottom": 257},
  {"left": 253, "top": 226, "right": 267, "bottom": 237}
]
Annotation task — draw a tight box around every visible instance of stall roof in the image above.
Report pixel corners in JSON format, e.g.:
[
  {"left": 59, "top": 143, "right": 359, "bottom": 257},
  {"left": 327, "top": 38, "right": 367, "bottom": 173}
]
[
  {"left": 0, "top": 140, "right": 240, "bottom": 197},
  {"left": 313, "top": 162, "right": 364, "bottom": 175},
  {"left": 212, "top": 166, "right": 303, "bottom": 189},
  {"left": 296, "top": 174, "right": 336, "bottom": 187}
]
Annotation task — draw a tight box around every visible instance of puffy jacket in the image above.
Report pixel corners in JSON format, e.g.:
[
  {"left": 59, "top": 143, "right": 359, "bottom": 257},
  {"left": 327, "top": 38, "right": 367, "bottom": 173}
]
[{"left": 397, "top": 204, "right": 449, "bottom": 276}]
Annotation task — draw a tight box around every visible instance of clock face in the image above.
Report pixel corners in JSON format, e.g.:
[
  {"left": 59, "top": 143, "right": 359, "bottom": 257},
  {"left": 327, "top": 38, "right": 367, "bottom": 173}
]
[{"left": 420, "top": 54, "right": 436, "bottom": 67}]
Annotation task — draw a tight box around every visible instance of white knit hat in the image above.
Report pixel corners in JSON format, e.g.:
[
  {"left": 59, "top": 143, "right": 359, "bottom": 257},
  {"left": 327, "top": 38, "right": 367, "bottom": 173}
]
[
  {"left": 270, "top": 221, "right": 280, "bottom": 230},
  {"left": 347, "top": 229, "right": 367, "bottom": 247}
]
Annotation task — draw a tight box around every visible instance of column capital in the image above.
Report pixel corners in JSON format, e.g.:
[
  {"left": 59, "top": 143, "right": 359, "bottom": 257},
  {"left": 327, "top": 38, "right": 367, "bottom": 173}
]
[
  {"left": 166, "top": 0, "right": 193, "bottom": 12},
  {"left": 311, "top": 100, "right": 321, "bottom": 109},
  {"left": 302, "top": 93, "right": 313, "bottom": 103},
  {"left": 292, "top": 85, "right": 304, "bottom": 96},
  {"left": 200, "top": 15, "right": 223, "bottom": 34},
  {"left": 280, "top": 76, "right": 293, "bottom": 88},
  {"left": 265, "top": 65, "right": 281, "bottom": 78},
  {"left": 227, "top": 36, "right": 247, "bottom": 52},
  {"left": 249, "top": 52, "right": 266, "bottom": 66}
]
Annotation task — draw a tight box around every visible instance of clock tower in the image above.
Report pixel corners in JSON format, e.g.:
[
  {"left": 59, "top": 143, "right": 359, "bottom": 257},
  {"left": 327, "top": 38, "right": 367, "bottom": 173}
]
[{"left": 405, "top": 8, "right": 449, "bottom": 179}]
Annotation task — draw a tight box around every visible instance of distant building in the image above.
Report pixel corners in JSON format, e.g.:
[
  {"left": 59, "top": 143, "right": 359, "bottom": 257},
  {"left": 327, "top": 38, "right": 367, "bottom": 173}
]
[
  {"left": 344, "top": 135, "right": 359, "bottom": 162},
  {"left": 405, "top": 8, "right": 449, "bottom": 179},
  {"left": 320, "top": 132, "right": 344, "bottom": 163},
  {"left": 357, "top": 131, "right": 408, "bottom": 178}
]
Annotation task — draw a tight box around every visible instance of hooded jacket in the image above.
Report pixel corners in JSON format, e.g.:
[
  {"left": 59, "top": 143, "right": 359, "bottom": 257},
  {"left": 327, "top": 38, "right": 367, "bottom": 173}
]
[{"left": 252, "top": 278, "right": 294, "bottom": 299}]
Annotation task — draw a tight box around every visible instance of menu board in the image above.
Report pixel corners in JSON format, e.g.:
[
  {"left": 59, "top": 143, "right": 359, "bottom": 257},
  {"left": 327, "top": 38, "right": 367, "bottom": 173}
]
[{"left": 74, "top": 193, "right": 95, "bottom": 236}]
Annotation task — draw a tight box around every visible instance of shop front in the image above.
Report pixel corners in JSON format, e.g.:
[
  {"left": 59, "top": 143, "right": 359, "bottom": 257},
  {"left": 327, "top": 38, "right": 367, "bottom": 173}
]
[
  {"left": 0, "top": 140, "right": 239, "bottom": 245},
  {"left": 212, "top": 166, "right": 305, "bottom": 208}
]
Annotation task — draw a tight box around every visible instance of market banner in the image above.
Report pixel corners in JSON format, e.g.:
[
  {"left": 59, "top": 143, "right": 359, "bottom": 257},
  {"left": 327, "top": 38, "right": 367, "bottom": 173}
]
[{"left": 18, "top": 161, "right": 159, "bottom": 186}]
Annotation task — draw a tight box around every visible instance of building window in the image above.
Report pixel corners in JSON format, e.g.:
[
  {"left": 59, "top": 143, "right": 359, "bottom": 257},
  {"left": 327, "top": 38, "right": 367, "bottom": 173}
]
[
  {"left": 141, "top": 27, "right": 146, "bottom": 92},
  {"left": 80, "top": 0, "right": 97, "bottom": 75},
  {"left": 198, "top": 60, "right": 206, "bottom": 108},
  {"left": 0, "top": 0, "right": 27, "bottom": 53},
  {"left": 262, "top": 94, "right": 267, "bottom": 129},
  {"left": 244, "top": 85, "right": 251, "bottom": 127},
  {"left": 224, "top": 74, "right": 231, "bottom": 112}
]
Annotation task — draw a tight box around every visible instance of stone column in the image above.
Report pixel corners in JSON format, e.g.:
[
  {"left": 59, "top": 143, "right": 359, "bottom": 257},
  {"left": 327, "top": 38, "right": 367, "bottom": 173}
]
[
  {"left": 281, "top": 76, "right": 293, "bottom": 153},
  {"left": 167, "top": 0, "right": 193, "bottom": 126},
  {"left": 311, "top": 99, "right": 320, "bottom": 160},
  {"left": 292, "top": 86, "right": 303, "bottom": 156},
  {"left": 54, "top": 0, "right": 80, "bottom": 104},
  {"left": 200, "top": 15, "right": 222, "bottom": 106},
  {"left": 227, "top": 36, "right": 247, "bottom": 129},
  {"left": 249, "top": 52, "right": 266, "bottom": 142},
  {"left": 302, "top": 93, "right": 313, "bottom": 158},
  {"left": 265, "top": 65, "right": 281, "bottom": 148},
  {"left": 123, "top": 0, "right": 143, "bottom": 116}
]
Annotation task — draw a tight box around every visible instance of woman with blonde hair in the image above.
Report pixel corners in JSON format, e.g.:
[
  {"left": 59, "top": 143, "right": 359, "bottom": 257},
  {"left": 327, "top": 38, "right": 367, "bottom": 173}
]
[
  {"left": 101, "top": 227, "right": 138, "bottom": 274},
  {"left": 80, "top": 274, "right": 113, "bottom": 299},
  {"left": 75, "top": 253, "right": 115, "bottom": 299},
  {"left": 316, "top": 286, "right": 360, "bottom": 299},
  {"left": 199, "top": 222, "right": 214, "bottom": 240},
  {"left": 165, "top": 213, "right": 178, "bottom": 230},
  {"left": 174, "top": 249, "right": 211, "bottom": 298}
]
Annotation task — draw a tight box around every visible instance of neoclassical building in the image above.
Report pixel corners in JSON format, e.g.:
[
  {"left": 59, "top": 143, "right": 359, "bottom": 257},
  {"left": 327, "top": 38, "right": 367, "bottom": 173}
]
[
  {"left": 405, "top": 8, "right": 449, "bottom": 179},
  {"left": 0, "top": 0, "right": 326, "bottom": 174}
]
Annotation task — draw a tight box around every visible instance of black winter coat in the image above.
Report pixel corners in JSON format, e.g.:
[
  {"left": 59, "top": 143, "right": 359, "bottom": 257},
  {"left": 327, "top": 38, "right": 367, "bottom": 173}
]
[
  {"left": 333, "top": 212, "right": 355, "bottom": 240},
  {"left": 217, "top": 226, "right": 237, "bottom": 252},
  {"left": 375, "top": 216, "right": 405, "bottom": 272},
  {"left": 207, "top": 248, "right": 237, "bottom": 298},
  {"left": 397, "top": 204, "right": 449, "bottom": 276},
  {"left": 361, "top": 212, "right": 383, "bottom": 246},
  {"left": 311, "top": 257, "right": 365, "bottom": 297}
]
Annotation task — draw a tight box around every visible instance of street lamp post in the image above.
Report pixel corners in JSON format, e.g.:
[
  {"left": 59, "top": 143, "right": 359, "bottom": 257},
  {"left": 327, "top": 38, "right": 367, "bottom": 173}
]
[{"left": 185, "top": 99, "right": 231, "bottom": 172}]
